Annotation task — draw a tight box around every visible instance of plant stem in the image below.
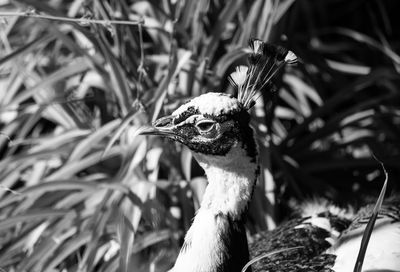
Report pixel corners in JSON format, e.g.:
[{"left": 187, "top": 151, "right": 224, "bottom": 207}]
[{"left": 0, "top": 11, "right": 142, "bottom": 26}]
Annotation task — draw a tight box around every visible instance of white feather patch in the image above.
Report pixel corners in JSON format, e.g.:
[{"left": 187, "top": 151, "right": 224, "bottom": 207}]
[
  {"left": 284, "top": 50, "right": 298, "bottom": 64},
  {"left": 251, "top": 39, "right": 264, "bottom": 54},
  {"left": 229, "top": 66, "right": 248, "bottom": 87},
  {"left": 295, "top": 216, "right": 340, "bottom": 241},
  {"left": 172, "top": 92, "right": 241, "bottom": 117},
  {"left": 296, "top": 198, "right": 354, "bottom": 220},
  {"left": 193, "top": 144, "right": 258, "bottom": 218},
  {"left": 170, "top": 209, "right": 226, "bottom": 272}
]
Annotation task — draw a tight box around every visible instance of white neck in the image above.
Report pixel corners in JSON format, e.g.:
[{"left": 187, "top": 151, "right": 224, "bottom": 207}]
[
  {"left": 170, "top": 145, "right": 258, "bottom": 272},
  {"left": 197, "top": 148, "right": 258, "bottom": 219}
]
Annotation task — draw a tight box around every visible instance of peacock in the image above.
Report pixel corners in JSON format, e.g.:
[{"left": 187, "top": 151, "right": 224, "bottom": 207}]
[{"left": 143, "top": 39, "right": 400, "bottom": 272}]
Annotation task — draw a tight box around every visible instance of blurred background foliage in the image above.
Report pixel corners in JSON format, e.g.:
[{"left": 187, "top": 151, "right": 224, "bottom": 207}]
[{"left": 0, "top": 0, "right": 399, "bottom": 271}]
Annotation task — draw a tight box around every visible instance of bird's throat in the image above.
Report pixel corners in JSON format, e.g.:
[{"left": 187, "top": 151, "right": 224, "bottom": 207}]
[{"left": 198, "top": 150, "right": 258, "bottom": 219}]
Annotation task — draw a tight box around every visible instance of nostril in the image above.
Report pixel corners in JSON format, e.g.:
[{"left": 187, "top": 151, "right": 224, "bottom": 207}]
[{"left": 153, "top": 116, "right": 174, "bottom": 128}]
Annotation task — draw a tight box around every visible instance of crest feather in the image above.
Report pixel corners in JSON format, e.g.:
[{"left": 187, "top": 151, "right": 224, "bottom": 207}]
[
  {"left": 230, "top": 39, "right": 297, "bottom": 110},
  {"left": 228, "top": 66, "right": 248, "bottom": 88},
  {"left": 249, "top": 39, "right": 264, "bottom": 54},
  {"left": 285, "top": 50, "right": 298, "bottom": 64}
]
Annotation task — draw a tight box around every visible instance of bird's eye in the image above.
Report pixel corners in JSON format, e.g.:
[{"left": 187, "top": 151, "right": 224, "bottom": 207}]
[{"left": 195, "top": 120, "right": 216, "bottom": 133}]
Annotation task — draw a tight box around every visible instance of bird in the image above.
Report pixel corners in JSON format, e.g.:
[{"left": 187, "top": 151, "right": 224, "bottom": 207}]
[{"left": 142, "top": 39, "right": 400, "bottom": 272}]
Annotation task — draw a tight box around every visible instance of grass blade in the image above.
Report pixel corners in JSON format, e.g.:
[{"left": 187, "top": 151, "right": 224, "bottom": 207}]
[
  {"left": 241, "top": 246, "right": 303, "bottom": 272},
  {"left": 353, "top": 157, "right": 388, "bottom": 272},
  {"left": 0, "top": 210, "right": 69, "bottom": 230}
]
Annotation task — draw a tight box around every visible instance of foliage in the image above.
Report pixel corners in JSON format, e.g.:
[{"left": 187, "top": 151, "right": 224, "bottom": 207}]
[{"left": 0, "top": 0, "right": 399, "bottom": 271}]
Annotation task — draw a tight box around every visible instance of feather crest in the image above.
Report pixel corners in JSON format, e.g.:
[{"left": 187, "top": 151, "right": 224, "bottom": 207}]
[
  {"left": 285, "top": 50, "right": 298, "bottom": 64},
  {"left": 230, "top": 39, "right": 298, "bottom": 110},
  {"left": 228, "top": 66, "right": 248, "bottom": 88}
]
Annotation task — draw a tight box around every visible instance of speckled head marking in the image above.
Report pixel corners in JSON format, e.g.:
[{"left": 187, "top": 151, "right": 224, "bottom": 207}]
[{"left": 146, "top": 92, "right": 257, "bottom": 159}]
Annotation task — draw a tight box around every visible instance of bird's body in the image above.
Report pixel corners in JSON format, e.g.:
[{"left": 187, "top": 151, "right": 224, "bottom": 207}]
[
  {"left": 143, "top": 39, "right": 400, "bottom": 272},
  {"left": 250, "top": 198, "right": 400, "bottom": 271}
]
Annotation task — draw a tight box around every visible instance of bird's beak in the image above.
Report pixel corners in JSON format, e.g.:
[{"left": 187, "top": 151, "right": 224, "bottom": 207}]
[{"left": 141, "top": 115, "right": 178, "bottom": 138}]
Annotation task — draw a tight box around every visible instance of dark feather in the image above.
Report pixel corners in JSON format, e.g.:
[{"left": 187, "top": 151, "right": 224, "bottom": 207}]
[{"left": 249, "top": 212, "right": 351, "bottom": 272}]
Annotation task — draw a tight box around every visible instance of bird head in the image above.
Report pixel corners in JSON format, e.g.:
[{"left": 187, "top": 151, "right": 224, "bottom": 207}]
[
  {"left": 143, "top": 39, "right": 296, "bottom": 164},
  {"left": 143, "top": 92, "right": 256, "bottom": 162}
]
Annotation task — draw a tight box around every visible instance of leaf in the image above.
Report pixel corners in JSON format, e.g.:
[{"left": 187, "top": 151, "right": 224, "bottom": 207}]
[
  {"left": 215, "top": 48, "right": 247, "bottom": 79},
  {"left": 273, "top": 0, "right": 296, "bottom": 23},
  {"left": 118, "top": 212, "right": 135, "bottom": 272},
  {"left": 281, "top": 69, "right": 394, "bottom": 146},
  {"left": 127, "top": 139, "right": 148, "bottom": 173},
  {"left": 353, "top": 158, "right": 388, "bottom": 272},
  {"left": 283, "top": 74, "right": 323, "bottom": 107},
  {"left": 131, "top": 229, "right": 173, "bottom": 253},
  {"left": 28, "top": 129, "right": 90, "bottom": 153},
  {"left": 19, "top": 212, "right": 77, "bottom": 271},
  {"left": 325, "top": 59, "right": 371, "bottom": 75},
  {"left": 334, "top": 27, "right": 400, "bottom": 67},
  {"left": 68, "top": 119, "right": 120, "bottom": 162},
  {"left": 201, "top": 0, "right": 244, "bottom": 61},
  {"left": 80, "top": 207, "right": 112, "bottom": 271},
  {"left": 190, "top": 177, "right": 207, "bottom": 209},
  {"left": 43, "top": 231, "right": 92, "bottom": 272},
  {"left": 46, "top": 147, "right": 120, "bottom": 181},
  {"left": 97, "top": 34, "right": 132, "bottom": 115},
  {"left": 151, "top": 48, "right": 192, "bottom": 122},
  {"left": 0, "top": 210, "right": 69, "bottom": 230},
  {"left": 181, "top": 147, "right": 192, "bottom": 181},
  {"left": 102, "top": 101, "right": 145, "bottom": 158},
  {"left": 0, "top": 33, "right": 54, "bottom": 67},
  {"left": 23, "top": 222, "right": 49, "bottom": 254},
  {"left": 9, "top": 58, "right": 90, "bottom": 107}
]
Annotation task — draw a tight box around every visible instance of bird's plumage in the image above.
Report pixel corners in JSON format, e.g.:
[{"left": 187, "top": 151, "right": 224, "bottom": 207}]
[
  {"left": 249, "top": 199, "right": 400, "bottom": 271},
  {"left": 250, "top": 209, "right": 352, "bottom": 271}
]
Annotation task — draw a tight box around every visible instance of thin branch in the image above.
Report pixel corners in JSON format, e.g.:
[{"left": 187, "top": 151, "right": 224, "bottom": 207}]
[{"left": 0, "top": 11, "right": 143, "bottom": 26}]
